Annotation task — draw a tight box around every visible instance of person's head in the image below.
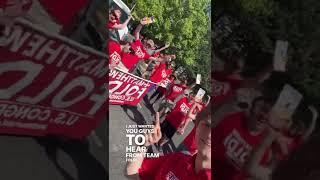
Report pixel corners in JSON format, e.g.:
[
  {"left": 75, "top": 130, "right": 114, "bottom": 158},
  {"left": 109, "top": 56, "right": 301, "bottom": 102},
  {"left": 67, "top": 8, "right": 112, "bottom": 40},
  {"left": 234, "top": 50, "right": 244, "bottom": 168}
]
[
  {"left": 195, "top": 104, "right": 212, "bottom": 160},
  {"left": 112, "top": 8, "right": 122, "bottom": 19},
  {"left": 144, "top": 39, "right": 155, "bottom": 49},
  {"left": 247, "top": 96, "right": 274, "bottom": 132},
  {"left": 119, "top": 42, "right": 132, "bottom": 54}
]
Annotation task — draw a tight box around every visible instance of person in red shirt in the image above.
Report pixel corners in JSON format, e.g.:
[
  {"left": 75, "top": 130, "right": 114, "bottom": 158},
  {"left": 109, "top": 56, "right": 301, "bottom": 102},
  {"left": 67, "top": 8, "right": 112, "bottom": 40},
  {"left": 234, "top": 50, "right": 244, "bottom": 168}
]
[
  {"left": 108, "top": 40, "right": 131, "bottom": 70},
  {"left": 158, "top": 78, "right": 188, "bottom": 118},
  {"left": 107, "top": 7, "right": 132, "bottom": 30},
  {"left": 269, "top": 106, "right": 317, "bottom": 166},
  {"left": 130, "top": 18, "right": 159, "bottom": 62},
  {"left": 149, "top": 74, "right": 176, "bottom": 104},
  {"left": 213, "top": 56, "right": 273, "bottom": 115},
  {"left": 181, "top": 94, "right": 211, "bottom": 155},
  {"left": 147, "top": 60, "right": 172, "bottom": 94},
  {"left": 157, "top": 92, "right": 196, "bottom": 148},
  {"left": 213, "top": 96, "right": 274, "bottom": 180},
  {"left": 125, "top": 105, "right": 212, "bottom": 180}
]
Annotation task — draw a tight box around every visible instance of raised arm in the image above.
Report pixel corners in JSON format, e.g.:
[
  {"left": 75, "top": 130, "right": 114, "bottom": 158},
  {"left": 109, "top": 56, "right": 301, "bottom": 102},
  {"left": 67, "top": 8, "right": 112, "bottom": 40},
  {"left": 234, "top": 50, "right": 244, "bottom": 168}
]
[
  {"left": 154, "top": 43, "right": 170, "bottom": 53},
  {"left": 134, "top": 18, "right": 148, "bottom": 40},
  {"left": 112, "top": 15, "right": 132, "bottom": 30},
  {"left": 302, "top": 106, "right": 318, "bottom": 141}
]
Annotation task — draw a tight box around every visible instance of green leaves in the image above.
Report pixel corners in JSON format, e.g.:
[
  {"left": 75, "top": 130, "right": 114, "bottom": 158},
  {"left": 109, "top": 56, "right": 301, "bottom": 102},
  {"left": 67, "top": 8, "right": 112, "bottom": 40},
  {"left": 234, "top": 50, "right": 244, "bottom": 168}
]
[{"left": 126, "top": 0, "right": 211, "bottom": 91}]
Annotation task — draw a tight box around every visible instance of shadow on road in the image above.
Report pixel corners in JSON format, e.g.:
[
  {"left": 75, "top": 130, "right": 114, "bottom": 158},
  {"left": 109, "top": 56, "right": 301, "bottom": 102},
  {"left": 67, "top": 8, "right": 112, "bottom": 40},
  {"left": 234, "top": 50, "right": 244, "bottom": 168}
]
[
  {"left": 35, "top": 137, "right": 108, "bottom": 180},
  {"left": 122, "top": 105, "right": 147, "bottom": 125}
]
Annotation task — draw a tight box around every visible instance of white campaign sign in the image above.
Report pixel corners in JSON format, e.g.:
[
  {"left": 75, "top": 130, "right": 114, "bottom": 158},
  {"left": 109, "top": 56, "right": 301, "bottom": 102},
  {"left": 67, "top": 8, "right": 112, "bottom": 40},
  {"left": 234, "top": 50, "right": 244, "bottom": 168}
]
[
  {"left": 273, "top": 40, "right": 289, "bottom": 72},
  {"left": 196, "top": 74, "right": 201, "bottom": 84},
  {"left": 273, "top": 84, "right": 303, "bottom": 116}
]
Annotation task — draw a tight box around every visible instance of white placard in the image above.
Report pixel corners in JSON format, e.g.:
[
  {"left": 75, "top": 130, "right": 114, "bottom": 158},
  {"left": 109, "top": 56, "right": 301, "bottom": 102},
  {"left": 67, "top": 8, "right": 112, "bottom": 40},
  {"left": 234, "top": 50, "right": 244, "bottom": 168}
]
[
  {"left": 195, "top": 88, "right": 206, "bottom": 101},
  {"left": 196, "top": 74, "right": 201, "bottom": 84},
  {"left": 273, "top": 84, "right": 303, "bottom": 116},
  {"left": 273, "top": 40, "right": 289, "bottom": 72}
]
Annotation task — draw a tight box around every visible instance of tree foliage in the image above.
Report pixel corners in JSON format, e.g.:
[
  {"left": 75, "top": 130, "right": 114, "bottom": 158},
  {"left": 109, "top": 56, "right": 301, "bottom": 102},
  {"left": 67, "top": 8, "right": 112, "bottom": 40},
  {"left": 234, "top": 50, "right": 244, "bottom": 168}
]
[
  {"left": 215, "top": 0, "right": 320, "bottom": 106},
  {"left": 123, "top": 0, "right": 211, "bottom": 91}
]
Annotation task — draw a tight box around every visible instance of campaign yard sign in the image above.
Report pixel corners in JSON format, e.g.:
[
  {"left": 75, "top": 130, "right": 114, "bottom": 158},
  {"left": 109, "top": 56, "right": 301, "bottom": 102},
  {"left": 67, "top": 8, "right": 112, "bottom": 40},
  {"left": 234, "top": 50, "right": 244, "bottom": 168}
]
[
  {"left": 109, "top": 68, "right": 156, "bottom": 106},
  {"left": 0, "top": 19, "right": 108, "bottom": 139}
]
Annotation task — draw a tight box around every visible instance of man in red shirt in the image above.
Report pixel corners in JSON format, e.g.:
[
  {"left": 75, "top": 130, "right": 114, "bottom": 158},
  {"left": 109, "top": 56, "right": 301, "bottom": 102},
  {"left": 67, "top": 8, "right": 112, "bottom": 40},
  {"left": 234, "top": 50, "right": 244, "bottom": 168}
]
[
  {"left": 130, "top": 18, "right": 159, "bottom": 62},
  {"left": 158, "top": 78, "right": 188, "bottom": 118},
  {"left": 213, "top": 56, "right": 273, "bottom": 115},
  {"left": 107, "top": 8, "right": 132, "bottom": 30},
  {"left": 180, "top": 94, "right": 211, "bottom": 155},
  {"left": 108, "top": 40, "right": 132, "bottom": 71},
  {"left": 157, "top": 92, "right": 196, "bottom": 148},
  {"left": 125, "top": 105, "right": 212, "bottom": 180},
  {"left": 213, "top": 96, "right": 274, "bottom": 180},
  {"left": 149, "top": 74, "right": 176, "bottom": 104}
]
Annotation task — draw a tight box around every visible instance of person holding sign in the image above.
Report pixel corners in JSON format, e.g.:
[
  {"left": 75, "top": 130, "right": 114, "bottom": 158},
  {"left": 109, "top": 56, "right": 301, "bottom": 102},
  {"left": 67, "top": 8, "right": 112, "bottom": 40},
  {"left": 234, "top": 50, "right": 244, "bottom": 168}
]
[
  {"left": 125, "top": 107, "right": 212, "bottom": 180},
  {"left": 158, "top": 78, "right": 188, "bottom": 118},
  {"left": 149, "top": 74, "right": 176, "bottom": 104},
  {"left": 212, "top": 95, "right": 275, "bottom": 180},
  {"left": 181, "top": 93, "right": 211, "bottom": 155},
  {"left": 157, "top": 92, "right": 196, "bottom": 149},
  {"left": 213, "top": 55, "right": 273, "bottom": 119}
]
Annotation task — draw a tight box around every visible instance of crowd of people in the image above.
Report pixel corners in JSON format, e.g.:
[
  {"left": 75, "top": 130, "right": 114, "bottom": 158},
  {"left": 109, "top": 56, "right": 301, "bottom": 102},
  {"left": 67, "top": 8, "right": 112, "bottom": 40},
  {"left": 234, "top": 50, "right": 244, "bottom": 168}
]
[
  {"left": 211, "top": 54, "right": 318, "bottom": 180},
  {"left": 108, "top": 6, "right": 212, "bottom": 180}
]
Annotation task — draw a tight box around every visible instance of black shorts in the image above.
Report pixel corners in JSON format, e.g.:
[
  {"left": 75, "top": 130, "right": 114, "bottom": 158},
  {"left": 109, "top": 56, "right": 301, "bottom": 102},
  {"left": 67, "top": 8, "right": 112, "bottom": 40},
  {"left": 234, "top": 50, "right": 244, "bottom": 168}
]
[{"left": 160, "top": 120, "right": 177, "bottom": 139}]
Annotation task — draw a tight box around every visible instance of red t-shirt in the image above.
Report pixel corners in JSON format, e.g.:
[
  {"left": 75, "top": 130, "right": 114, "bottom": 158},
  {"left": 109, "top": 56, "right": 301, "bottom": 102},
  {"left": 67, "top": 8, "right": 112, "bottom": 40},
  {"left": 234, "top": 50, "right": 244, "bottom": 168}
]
[
  {"left": 183, "top": 104, "right": 206, "bottom": 154},
  {"left": 121, "top": 53, "right": 140, "bottom": 71},
  {"left": 149, "top": 63, "right": 168, "bottom": 83},
  {"left": 139, "top": 153, "right": 211, "bottom": 180},
  {"left": 165, "top": 84, "right": 186, "bottom": 101},
  {"left": 213, "top": 112, "right": 269, "bottom": 180},
  {"left": 39, "top": 0, "right": 89, "bottom": 26},
  {"left": 213, "top": 72, "right": 243, "bottom": 106},
  {"left": 108, "top": 40, "right": 122, "bottom": 65},
  {"left": 107, "top": 19, "right": 120, "bottom": 29},
  {"left": 130, "top": 40, "right": 151, "bottom": 60},
  {"left": 152, "top": 51, "right": 160, "bottom": 58},
  {"left": 183, "top": 127, "right": 197, "bottom": 154},
  {"left": 166, "top": 97, "right": 193, "bottom": 129},
  {"left": 158, "top": 78, "right": 174, "bottom": 94},
  {"left": 272, "top": 134, "right": 303, "bottom": 161}
]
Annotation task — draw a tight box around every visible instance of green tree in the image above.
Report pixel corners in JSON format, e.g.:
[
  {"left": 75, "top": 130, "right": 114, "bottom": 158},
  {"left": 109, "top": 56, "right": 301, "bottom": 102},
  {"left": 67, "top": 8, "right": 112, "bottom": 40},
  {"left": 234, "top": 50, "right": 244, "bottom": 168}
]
[
  {"left": 124, "top": 0, "right": 211, "bottom": 91},
  {"left": 215, "top": 0, "right": 320, "bottom": 107}
]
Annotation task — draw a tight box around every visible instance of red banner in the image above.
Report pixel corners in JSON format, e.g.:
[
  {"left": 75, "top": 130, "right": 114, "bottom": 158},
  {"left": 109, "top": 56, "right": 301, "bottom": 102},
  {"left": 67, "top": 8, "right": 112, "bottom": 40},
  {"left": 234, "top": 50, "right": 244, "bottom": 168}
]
[
  {"left": 0, "top": 19, "right": 108, "bottom": 139},
  {"left": 109, "top": 68, "right": 156, "bottom": 106}
]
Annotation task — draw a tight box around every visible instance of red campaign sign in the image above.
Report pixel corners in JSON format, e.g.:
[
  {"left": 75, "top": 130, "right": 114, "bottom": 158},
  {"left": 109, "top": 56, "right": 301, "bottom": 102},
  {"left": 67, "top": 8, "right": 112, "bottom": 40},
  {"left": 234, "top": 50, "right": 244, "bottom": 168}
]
[
  {"left": 0, "top": 19, "right": 108, "bottom": 139},
  {"left": 109, "top": 68, "right": 156, "bottom": 106}
]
